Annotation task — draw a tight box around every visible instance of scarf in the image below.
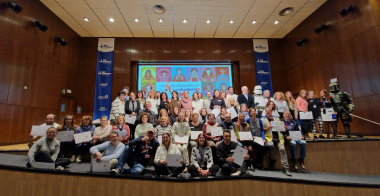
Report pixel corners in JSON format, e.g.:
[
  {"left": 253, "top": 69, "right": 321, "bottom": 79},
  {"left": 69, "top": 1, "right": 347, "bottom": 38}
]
[
  {"left": 128, "top": 99, "right": 137, "bottom": 111},
  {"left": 207, "top": 121, "right": 216, "bottom": 126},
  {"left": 238, "top": 121, "right": 249, "bottom": 132},
  {"left": 182, "top": 97, "right": 192, "bottom": 103}
]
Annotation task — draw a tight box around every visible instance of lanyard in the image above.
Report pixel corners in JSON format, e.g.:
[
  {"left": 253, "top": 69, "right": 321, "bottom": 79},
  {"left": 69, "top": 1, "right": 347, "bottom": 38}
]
[{"left": 198, "top": 147, "right": 205, "bottom": 162}]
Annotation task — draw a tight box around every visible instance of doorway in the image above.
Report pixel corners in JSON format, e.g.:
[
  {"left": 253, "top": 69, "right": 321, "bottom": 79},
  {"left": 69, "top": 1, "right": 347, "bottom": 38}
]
[{"left": 58, "top": 95, "right": 74, "bottom": 124}]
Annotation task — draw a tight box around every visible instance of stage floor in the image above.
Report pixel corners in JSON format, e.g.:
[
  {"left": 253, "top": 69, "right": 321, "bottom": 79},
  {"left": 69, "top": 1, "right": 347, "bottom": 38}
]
[{"left": 0, "top": 153, "right": 379, "bottom": 187}]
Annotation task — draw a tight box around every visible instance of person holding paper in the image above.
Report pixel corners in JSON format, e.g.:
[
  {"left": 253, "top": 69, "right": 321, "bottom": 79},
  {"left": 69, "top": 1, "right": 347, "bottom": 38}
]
[
  {"left": 239, "top": 103, "right": 250, "bottom": 120},
  {"left": 135, "top": 113, "right": 154, "bottom": 139},
  {"left": 28, "top": 114, "right": 60, "bottom": 148},
  {"left": 234, "top": 113, "right": 254, "bottom": 163},
  {"left": 246, "top": 108, "right": 266, "bottom": 170},
  {"left": 57, "top": 115, "right": 78, "bottom": 158},
  {"left": 154, "top": 133, "right": 185, "bottom": 177},
  {"left": 136, "top": 91, "right": 146, "bottom": 111},
  {"left": 192, "top": 92, "right": 204, "bottom": 113},
  {"left": 320, "top": 89, "right": 338, "bottom": 139},
  {"left": 111, "top": 115, "right": 130, "bottom": 145},
  {"left": 27, "top": 127, "right": 70, "bottom": 170},
  {"left": 137, "top": 101, "right": 157, "bottom": 126},
  {"left": 157, "top": 109, "right": 172, "bottom": 126},
  {"left": 110, "top": 91, "right": 126, "bottom": 121},
  {"left": 282, "top": 110, "right": 306, "bottom": 170},
  {"left": 189, "top": 113, "right": 204, "bottom": 147},
  {"left": 210, "top": 90, "right": 226, "bottom": 110},
  {"left": 155, "top": 116, "right": 172, "bottom": 140},
  {"left": 180, "top": 91, "right": 193, "bottom": 113},
  {"left": 226, "top": 97, "right": 240, "bottom": 122},
  {"left": 202, "top": 113, "right": 222, "bottom": 148},
  {"left": 264, "top": 101, "right": 280, "bottom": 118},
  {"left": 146, "top": 90, "right": 159, "bottom": 114},
  {"left": 203, "top": 92, "right": 213, "bottom": 114},
  {"left": 171, "top": 112, "right": 191, "bottom": 169},
  {"left": 90, "top": 132, "right": 125, "bottom": 171},
  {"left": 237, "top": 86, "right": 254, "bottom": 109},
  {"left": 168, "top": 91, "right": 181, "bottom": 115},
  {"left": 188, "top": 133, "right": 220, "bottom": 177},
  {"left": 169, "top": 107, "right": 179, "bottom": 126},
  {"left": 220, "top": 113, "right": 235, "bottom": 130},
  {"left": 92, "top": 116, "right": 112, "bottom": 145},
  {"left": 261, "top": 107, "right": 292, "bottom": 176},
  {"left": 111, "top": 129, "right": 159, "bottom": 175},
  {"left": 72, "top": 116, "right": 96, "bottom": 163},
  {"left": 226, "top": 86, "right": 238, "bottom": 102},
  {"left": 285, "top": 91, "right": 298, "bottom": 119},
  {"left": 199, "top": 108, "right": 208, "bottom": 124},
  {"left": 296, "top": 90, "right": 312, "bottom": 138},
  {"left": 216, "top": 130, "right": 254, "bottom": 176},
  {"left": 274, "top": 92, "right": 290, "bottom": 119},
  {"left": 215, "top": 108, "right": 227, "bottom": 125},
  {"left": 307, "top": 91, "right": 325, "bottom": 139},
  {"left": 125, "top": 91, "right": 141, "bottom": 138}
]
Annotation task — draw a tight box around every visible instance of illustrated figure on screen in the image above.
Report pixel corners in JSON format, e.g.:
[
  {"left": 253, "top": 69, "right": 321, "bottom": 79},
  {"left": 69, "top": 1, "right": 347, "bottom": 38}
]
[
  {"left": 157, "top": 68, "right": 171, "bottom": 82},
  {"left": 143, "top": 69, "right": 155, "bottom": 81},
  {"left": 172, "top": 68, "right": 186, "bottom": 82},
  {"left": 219, "top": 83, "right": 228, "bottom": 93},
  {"left": 202, "top": 68, "right": 214, "bottom": 82},
  {"left": 188, "top": 68, "right": 202, "bottom": 82},
  {"left": 141, "top": 81, "right": 154, "bottom": 93},
  {"left": 202, "top": 83, "right": 214, "bottom": 97},
  {"left": 216, "top": 68, "right": 230, "bottom": 82}
]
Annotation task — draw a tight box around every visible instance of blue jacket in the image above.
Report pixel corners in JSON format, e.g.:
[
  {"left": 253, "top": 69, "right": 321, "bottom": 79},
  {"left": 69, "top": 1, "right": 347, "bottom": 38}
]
[
  {"left": 129, "top": 136, "right": 160, "bottom": 167},
  {"left": 246, "top": 118, "right": 265, "bottom": 140}
]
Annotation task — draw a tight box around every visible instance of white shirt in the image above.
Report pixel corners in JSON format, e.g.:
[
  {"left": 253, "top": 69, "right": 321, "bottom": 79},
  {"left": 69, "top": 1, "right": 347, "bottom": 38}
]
[
  {"left": 192, "top": 99, "right": 204, "bottom": 113},
  {"left": 226, "top": 93, "right": 238, "bottom": 102},
  {"left": 146, "top": 98, "right": 159, "bottom": 114}
]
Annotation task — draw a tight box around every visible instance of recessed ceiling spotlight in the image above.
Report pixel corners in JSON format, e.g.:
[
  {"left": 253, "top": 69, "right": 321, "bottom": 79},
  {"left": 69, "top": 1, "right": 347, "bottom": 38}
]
[
  {"left": 183, "top": 19, "right": 187, "bottom": 23},
  {"left": 152, "top": 5, "right": 166, "bottom": 14},
  {"left": 274, "top": 20, "right": 279, "bottom": 24},
  {"left": 109, "top": 18, "right": 114, "bottom": 22},
  {"left": 252, "top": 20, "right": 256, "bottom": 24},
  {"left": 158, "top": 18, "right": 163, "bottom": 22},
  {"left": 134, "top": 18, "right": 139, "bottom": 22},
  {"left": 279, "top": 7, "right": 294, "bottom": 16},
  {"left": 84, "top": 17, "right": 89, "bottom": 21},
  {"left": 206, "top": 19, "right": 211, "bottom": 23},
  {"left": 229, "top": 20, "right": 234, "bottom": 23}
]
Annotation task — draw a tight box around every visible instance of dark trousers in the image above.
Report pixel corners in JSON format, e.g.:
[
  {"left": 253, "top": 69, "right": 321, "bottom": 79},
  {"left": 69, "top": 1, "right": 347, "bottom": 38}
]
[
  {"left": 299, "top": 112, "right": 312, "bottom": 136},
  {"left": 74, "top": 141, "right": 93, "bottom": 156},
  {"left": 221, "top": 160, "right": 249, "bottom": 175},
  {"left": 33, "top": 151, "right": 70, "bottom": 168},
  {"left": 252, "top": 141, "right": 267, "bottom": 166},
  {"left": 154, "top": 162, "right": 186, "bottom": 176},
  {"left": 59, "top": 141, "right": 76, "bottom": 158},
  {"left": 188, "top": 164, "right": 220, "bottom": 177},
  {"left": 127, "top": 123, "right": 137, "bottom": 140}
]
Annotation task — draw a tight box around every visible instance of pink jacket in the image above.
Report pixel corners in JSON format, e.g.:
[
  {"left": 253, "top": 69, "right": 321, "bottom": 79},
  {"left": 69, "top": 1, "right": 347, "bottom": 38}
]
[
  {"left": 296, "top": 97, "right": 308, "bottom": 112},
  {"left": 180, "top": 97, "right": 193, "bottom": 113}
]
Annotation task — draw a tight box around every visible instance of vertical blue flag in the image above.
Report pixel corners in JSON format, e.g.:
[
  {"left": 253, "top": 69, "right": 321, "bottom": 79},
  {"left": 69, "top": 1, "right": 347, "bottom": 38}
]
[
  {"left": 253, "top": 39, "right": 273, "bottom": 96},
  {"left": 93, "top": 38, "right": 115, "bottom": 120}
]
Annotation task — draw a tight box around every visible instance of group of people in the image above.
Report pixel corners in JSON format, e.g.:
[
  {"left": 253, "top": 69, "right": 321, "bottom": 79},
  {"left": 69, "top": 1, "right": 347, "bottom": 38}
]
[{"left": 27, "top": 82, "right": 354, "bottom": 178}]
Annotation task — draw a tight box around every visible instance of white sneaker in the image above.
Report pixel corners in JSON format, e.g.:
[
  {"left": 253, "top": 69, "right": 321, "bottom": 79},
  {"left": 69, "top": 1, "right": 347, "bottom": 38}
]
[
  {"left": 56, "top": 166, "right": 64, "bottom": 170},
  {"left": 230, "top": 172, "right": 239, "bottom": 176},
  {"left": 110, "top": 169, "right": 120, "bottom": 174},
  {"left": 76, "top": 155, "right": 81, "bottom": 163},
  {"left": 70, "top": 155, "right": 76, "bottom": 163},
  {"left": 246, "top": 171, "right": 255, "bottom": 176}
]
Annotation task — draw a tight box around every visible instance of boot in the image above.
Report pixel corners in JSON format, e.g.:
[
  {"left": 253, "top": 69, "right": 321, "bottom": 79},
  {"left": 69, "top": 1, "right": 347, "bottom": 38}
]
[
  {"left": 291, "top": 158, "right": 298, "bottom": 170},
  {"left": 298, "top": 158, "right": 306, "bottom": 170},
  {"left": 76, "top": 155, "right": 82, "bottom": 163},
  {"left": 268, "top": 160, "right": 276, "bottom": 171},
  {"left": 70, "top": 155, "right": 76, "bottom": 163},
  {"left": 284, "top": 168, "right": 292, "bottom": 176},
  {"left": 344, "top": 126, "right": 352, "bottom": 138}
]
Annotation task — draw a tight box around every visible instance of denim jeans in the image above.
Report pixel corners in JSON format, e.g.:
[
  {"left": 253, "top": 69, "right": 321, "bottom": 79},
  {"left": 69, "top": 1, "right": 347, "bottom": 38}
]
[
  {"left": 289, "top": 140, "right": 306, "bottom": 159},
  {"left": 115, "top": 145, "right": 145, "bottom": 175}
]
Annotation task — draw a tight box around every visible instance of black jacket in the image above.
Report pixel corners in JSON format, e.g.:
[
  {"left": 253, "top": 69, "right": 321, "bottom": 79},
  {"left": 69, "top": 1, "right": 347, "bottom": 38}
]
[
  {"left": 129, "top": 136, "right": 160, "bottom": 167},
  {"left": 237, "top": 94, "right": 255, "bottom": 109},
  {"left": 307, "top": 98, "right": 321, "bottom": 117},
  {"left": 125, "top": 99, "right": 141, "bottom": 115},
  {"left": 216, "top": 141, "right": 238, "bottom": 166},
  {"left": 210, "top": 98, "right": 226, "bottom": 109}
]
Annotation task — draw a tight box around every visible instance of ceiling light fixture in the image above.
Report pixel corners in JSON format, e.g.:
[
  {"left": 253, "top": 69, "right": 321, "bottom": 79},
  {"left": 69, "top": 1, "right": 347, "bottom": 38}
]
[
  {"left": 279, "top": 7, "right": 294, "bottom": 16},
  {"left": 109, "top": 18, "right": 114, "bottom": 22},
  {"left": 84, "top": 17, "right": 89, "bottom": 21},
  {"left": 152, "top": 5, "right": 166, "bottom": 14},
  {"left": 183, "top": 19, "right": 187, "bottom": 23},
  {"left": 206, "top": 19, "right": 211, "bottom": 23},
  {"left": 134, "top": 18, "right": 139, "bottom": 22},
  {"left": 252, "top": 20, "right": 256, "bottom": 24},
  {"left": 229, "top": 20, "right": 234, "bottom": 23},
  {"left": 158, "top": 18, "right": 163, "bottom": 22},
  {"left": 274, "top": 20, "right": 279, "bottom": 24}
]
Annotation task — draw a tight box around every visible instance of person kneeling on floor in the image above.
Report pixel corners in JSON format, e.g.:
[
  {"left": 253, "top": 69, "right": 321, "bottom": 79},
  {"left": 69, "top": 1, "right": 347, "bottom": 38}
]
[
  {"left": 90, "top": 132, "right": 125, "bottom": 171},
  {"left": 216, "top": 130, "right": 254, "bottom": 176},
  {"left": 27, "top": 127, "right": 70, "bottom": 170},
  {"left": 111, "top": 129, "right": 159, "bottom": 175}
]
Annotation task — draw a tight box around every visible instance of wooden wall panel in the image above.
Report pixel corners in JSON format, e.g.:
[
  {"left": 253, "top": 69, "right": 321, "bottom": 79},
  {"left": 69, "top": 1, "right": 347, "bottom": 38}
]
[
  {"left": 0, "top": 34, "right": 15, "bottom": 104},
  {"left": 149, "top": 38, "right": 169, "bottom": 60},
  {"left": 61, "top": 67, "right": 78, "bottom": 98},
  {"left": 351, "top": 94, "right": 380, "bottom": 135},
  {"left": 370, "top": 0, "right": 380, "bottom": 25},
  {"left": 186, "top": 39, "right": 222, "bottom": 60},
  {"left": 295, "top": 17, "right": 321, "bottom": 64},
  {"left": 167, "top": 38, "right": 187, "bottom": 60},
  {"left": 268, "top": 39, "right": 286, "bottom": 71},
  {"left": 112, "top": 73, "right": 131, "bottom": 101},
  {"left": 287, "top": 65, "right": 304, "bottom": 94},
  {"left": 76, "top": 73, "right": 96, "bottom": 113},
  {"left": 301, "top": 56, "right": 324, "bottom": 94},
  {"left": 4, "top": 105, "right": 36, "bottom": 143},
  {"left": 113, "top": 38, "right": 131, "bottom": 73},
  {"left": 33, "top": 108, "right": 59, "bottom": 126},
  {"left": 271, "top": 71, "right": 289, "bottom": 93},
  {"left": 131, "top": 38, "right": 150, "bottom": 60},
  {"left": 0, "top": 0, "right": 23, "bottom": 40},
  {"left": 79, "top": 38, "right": 98, "bottom": 73},
  {"left": 283, "top": 31, "right": 300, "bottom": 70}
]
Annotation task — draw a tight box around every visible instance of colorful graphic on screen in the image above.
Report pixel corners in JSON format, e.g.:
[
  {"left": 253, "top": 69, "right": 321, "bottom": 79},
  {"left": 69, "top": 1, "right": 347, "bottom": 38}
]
[{"left": 138, "top": 65, "right": 233, "bottom": 99}]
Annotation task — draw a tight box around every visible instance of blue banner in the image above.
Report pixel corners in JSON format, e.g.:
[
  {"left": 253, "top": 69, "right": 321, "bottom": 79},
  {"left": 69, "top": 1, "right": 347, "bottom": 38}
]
[
  {"left": 93, "top": 38, "right": 115, "bottom": 120},
  {"left": 253, "top": 39, "right": 273, "bottom": 96}
]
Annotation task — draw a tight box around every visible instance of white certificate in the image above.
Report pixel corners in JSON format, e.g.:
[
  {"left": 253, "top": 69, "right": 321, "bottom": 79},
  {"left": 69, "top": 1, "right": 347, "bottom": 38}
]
[
  {"left": 125, "top": 115, "right": 137, "bottom": 125},
  {"left": 321, "top": 108, "right": 337, "bottom": 121},
  {"left": 34, "top": 162, "right": 55, "bottom": 170},
  {"left": 157, "top": 135, "right": 162, "bottom": 144},
  {"left": 191, "top": 131, "right": 202, "bottom": 139},
  {"left": 289, "top": 131, "right": 303, "bottom": 141},
  {"left": 233, "top": 146, "right": 248, "bottom": 166},
  {"left": 92, "top": 159, "right": 110, "bottom": 172},
  {"left": 238, "top": 132, "right": 252, "bottom": 141},
  {"left": 56, "top": 131, "right": 74, "bottom": 142},
  {"left": 230, "top": 131, "right": 237, "bottom": 142},
  {"left": 257, "top": 99, "right": 268, "bottom": 107},
  {"left": 211, "top": 127, "right": 223, "bottom": 136},
  {"left": 174, "top": 135, "right": 189, "bottom": 143},
  {"left": 115, "top": 130, "right": 128, "bottom": 139},
  {"left": 211, "top": 108, "right": 220, "bottom": 117},
  {"left": 254, "top": 137, "right": 264, "bottom": 146},
  {"left": 31, "top": 125, "right": 51, "bottom": 137},
  {"left": 271, "top": 121, "right": 286, "bottom": 132},
  {"left": 227, "top": 107, "right": 238, "bottom": 119},
  {"left": 166, "top": 154, "right": 182, "bottom": 167},
  {"left": 300, "top": 111, "right": 313, "bottom": 119},
  {"left": 74, "top": 131, "right": 92, "bottom": 144}
]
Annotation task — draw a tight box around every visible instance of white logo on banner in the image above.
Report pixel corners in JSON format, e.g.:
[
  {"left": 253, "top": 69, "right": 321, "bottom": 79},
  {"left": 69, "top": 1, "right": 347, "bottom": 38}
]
[
  {"left": 98, "top": 71, "right": 112, "bottom": 75},
  {"left": 257, "top": 70, "right": 270, "bottom": 74},
  {"left": 98, "top": 95, "right": 108, "bottom": 99},
  {"left": 98, "top": 107, "right": 107, "bottom": 111},
  {"left": 100, "top": 83, "right": 108, "bottom": 87},
  {"left": 99, "top": 44, "right": 113, "bottom": 49},
  {"left": 98, "top": 38, "right": 115, "bottom": 52},
  {"left": 99, "top": 59, "right": 112, "bottom": 64},
  {"left": 257, "top": 59, "right": 268, "bottom": 63},
  {"left": 261, "top": 82, "right": 268, "bottom": 85},
  {"left": 255, "top": 45, "right": 268, "bottom": 50}
]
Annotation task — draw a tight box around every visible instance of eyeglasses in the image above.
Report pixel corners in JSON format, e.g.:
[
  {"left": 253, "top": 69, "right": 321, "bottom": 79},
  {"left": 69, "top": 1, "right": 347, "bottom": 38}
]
[{"left": 47, "top": 132, "right": 57, "bottom": 134}]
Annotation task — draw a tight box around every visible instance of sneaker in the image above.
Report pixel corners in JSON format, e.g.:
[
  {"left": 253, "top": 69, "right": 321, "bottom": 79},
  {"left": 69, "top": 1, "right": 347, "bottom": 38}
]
[
  {"left": 56, "top": 166, "right": 64, "bottom": 170},
  {"left": 110, "top": 169, "right": 120, "bottom": 174},
  {"left": 284, "top": 168, "right": 292, "bottom": 176},
  {"left": 230, "top": 172, "right": 239, "bottom": 176},
  {"left": 246, "top": 170, "right": 255, "bottom": 176},
  {"left": 182, "top": 167, "right": 188, "bottom": 173},
  {"left": 319, "top": 135, "right": 326, "bottom": 139},
  {"left": 313, "top": 135, "right": 318, "bottom": 139},
  {"left": 76, "top": 155, "right": 81, "bottom": 163},
  {"left": 70, "top": 155, "right": 76, "bottom": 163}
]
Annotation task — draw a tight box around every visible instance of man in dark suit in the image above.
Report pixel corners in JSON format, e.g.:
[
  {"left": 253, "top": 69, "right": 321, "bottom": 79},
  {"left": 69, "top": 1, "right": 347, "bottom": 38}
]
[{"left": 237, "top": 86, "right": 255, "bottom": 109}]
